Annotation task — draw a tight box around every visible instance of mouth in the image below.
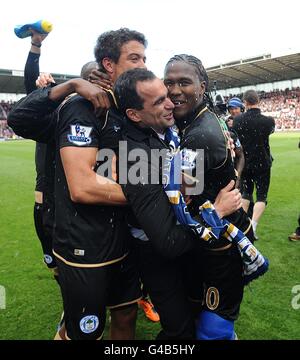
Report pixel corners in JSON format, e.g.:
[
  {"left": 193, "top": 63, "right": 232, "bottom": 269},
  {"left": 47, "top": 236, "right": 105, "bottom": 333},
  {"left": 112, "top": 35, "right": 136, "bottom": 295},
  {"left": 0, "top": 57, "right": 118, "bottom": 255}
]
[
  {"left": 171, "top": 99, "right": 187, "bottom": 108},
  {"left": 164, "top": 112, "right": 174, "bottom": 121}
]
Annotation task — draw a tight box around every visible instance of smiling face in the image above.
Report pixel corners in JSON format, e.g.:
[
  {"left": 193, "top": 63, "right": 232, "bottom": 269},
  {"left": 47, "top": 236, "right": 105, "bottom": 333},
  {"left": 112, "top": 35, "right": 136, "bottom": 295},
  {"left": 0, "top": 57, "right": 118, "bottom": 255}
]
[
  {"left": 112, "top": 40, "right": 147, "bottom": 82},
  {"left": 164, "top": 61, "right": 206, "bottom": 120},
  {"left": 127, "top": 78, "right": 175, "bottom": 134}
]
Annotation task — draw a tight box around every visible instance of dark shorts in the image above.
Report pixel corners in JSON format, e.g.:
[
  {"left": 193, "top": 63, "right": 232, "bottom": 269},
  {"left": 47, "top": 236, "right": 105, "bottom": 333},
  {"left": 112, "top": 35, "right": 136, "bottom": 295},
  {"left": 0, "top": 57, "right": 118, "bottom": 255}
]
[
  {"left": 35, "top": 142, "right": 47, "bottom": 192},
  {"left": 56, "top": 252, "right": 141, "bottom": 340},
  {"left": 241, "top": 167, "right": 271, "bottom": 203},
  {"left": 186, "top": 244, "right": 244, "bottom": 322},
  {"left": 133, "top": 240, "right": 195, "bottom": 339},
  {"left": 33, "top": 202, "right": 56, "bottom": 269}
]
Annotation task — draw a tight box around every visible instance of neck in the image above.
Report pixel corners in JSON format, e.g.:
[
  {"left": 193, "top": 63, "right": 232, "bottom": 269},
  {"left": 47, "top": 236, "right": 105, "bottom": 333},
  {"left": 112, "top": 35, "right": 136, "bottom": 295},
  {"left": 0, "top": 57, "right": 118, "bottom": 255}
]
[
  {"left": 247, "top": 104, "right": 260, "bottom": 110},
  {"left": 175, "top": 101, "right": 206, "bottom": 132}
]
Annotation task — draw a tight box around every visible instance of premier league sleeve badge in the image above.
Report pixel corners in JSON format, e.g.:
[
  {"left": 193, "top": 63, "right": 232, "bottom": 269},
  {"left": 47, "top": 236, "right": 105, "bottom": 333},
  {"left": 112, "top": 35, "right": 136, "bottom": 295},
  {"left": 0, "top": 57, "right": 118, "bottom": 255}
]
[{"left": 67, "top": 124, "right": 93, "bottom": 146}]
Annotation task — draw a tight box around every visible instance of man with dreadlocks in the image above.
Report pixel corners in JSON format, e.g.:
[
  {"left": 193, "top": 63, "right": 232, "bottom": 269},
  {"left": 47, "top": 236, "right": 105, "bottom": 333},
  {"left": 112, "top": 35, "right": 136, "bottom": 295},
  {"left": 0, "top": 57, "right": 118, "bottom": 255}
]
[{"left": 164, "top": 54, "right": 258, "bottom": 340}]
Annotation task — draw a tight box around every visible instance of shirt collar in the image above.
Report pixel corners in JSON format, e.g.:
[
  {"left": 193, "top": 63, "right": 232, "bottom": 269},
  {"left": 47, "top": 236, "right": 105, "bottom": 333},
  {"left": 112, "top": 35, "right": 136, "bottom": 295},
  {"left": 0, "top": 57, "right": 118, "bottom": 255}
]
[
  {"left": 124, "top": 118, "right": 158, "bottom": 142},
  {"left": 247, "top": 108, "right": 261, "bottom": 114}
]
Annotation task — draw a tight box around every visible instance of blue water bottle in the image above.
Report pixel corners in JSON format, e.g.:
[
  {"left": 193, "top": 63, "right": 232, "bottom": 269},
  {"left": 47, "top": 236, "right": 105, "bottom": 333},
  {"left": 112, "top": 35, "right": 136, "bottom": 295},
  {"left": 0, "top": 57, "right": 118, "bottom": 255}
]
[{"left": 14, "top": 20, "right": 53, "bottom": 39}]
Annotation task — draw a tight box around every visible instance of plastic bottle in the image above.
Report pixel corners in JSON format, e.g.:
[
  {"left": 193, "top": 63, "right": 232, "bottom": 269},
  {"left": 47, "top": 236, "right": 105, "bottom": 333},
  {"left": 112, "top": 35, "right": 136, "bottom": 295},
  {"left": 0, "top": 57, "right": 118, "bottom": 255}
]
[{"left": 14, "top": 20, "right": 53, "bottom": 39}]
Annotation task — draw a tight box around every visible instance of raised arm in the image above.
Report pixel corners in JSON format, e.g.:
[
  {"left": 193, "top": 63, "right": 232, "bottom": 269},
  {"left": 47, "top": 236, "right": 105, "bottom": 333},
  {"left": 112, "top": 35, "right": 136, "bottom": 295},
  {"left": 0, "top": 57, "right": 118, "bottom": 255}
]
[
  {"left": 8, "top": 78, "right": 109, "bottom": 143},
  {"left": 24, "top": 29, "right": 48, "bottom": 94}
]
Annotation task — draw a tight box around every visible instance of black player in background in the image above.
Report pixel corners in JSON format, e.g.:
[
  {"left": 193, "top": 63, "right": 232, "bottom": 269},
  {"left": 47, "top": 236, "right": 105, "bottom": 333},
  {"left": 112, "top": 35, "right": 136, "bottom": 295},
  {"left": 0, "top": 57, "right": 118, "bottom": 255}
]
[
  {"left": 233, "top": 90, "right": 275, "bottom": 240},
  {"left": 23, "top": 28, "right": 58, "bottom": 278}
]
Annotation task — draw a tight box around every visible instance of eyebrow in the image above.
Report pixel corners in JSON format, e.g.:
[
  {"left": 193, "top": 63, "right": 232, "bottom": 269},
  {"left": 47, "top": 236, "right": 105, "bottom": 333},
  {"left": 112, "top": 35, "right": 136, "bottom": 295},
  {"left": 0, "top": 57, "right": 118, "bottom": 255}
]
[
  {"left": 153, "top": 95, "right": 166, "bottom": 106},
  {"left": 128, "top": 53, "right": 146, "bottom": 60},
  {"left": 165, "top": 77, "right": 193, "bottom": 82}
]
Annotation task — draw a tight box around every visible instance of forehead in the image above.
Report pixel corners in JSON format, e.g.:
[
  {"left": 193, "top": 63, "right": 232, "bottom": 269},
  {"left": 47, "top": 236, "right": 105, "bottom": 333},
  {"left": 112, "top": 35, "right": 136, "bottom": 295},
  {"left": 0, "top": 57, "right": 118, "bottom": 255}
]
[
  {"left": 164, "top": 61, "right": 198, "bottom": 80},
  {"left": 136, "top": 78, "right": 166, "bottom": 101},
  {"left": 119, "top": 40, "right": 145, "bottom": 57}
]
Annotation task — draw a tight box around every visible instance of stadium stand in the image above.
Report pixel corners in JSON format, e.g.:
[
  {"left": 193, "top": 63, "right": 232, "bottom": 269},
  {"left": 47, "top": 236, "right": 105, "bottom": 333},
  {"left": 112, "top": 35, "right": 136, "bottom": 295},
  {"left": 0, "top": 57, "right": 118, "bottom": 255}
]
[
  {"left": 207, "top": 53, "right": 300, "bottom": 89},
  {"left": 0, "top": 68, "right": 77, "bottom": 139},
  {"left": 225, "top": 88, "right": 300, "bottom": 131},
  {"left": 0, "top": 100, "right": 17, "bottom": 139},
  {"left": 1, "top": 52, "right": 300, "bottom": 137},
  {"left": 259, "top": 88, "right": 300, "bottom": 131},
  {"left": 1, "top": 90, "right": 300, "bottom": 139}
]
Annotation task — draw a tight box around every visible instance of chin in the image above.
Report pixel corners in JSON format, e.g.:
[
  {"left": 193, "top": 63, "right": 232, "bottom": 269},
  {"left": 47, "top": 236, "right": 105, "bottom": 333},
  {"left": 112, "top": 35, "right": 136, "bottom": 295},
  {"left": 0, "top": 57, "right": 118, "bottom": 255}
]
[{"left": 173, "top": 109, "right": 186, "bottom": 120}]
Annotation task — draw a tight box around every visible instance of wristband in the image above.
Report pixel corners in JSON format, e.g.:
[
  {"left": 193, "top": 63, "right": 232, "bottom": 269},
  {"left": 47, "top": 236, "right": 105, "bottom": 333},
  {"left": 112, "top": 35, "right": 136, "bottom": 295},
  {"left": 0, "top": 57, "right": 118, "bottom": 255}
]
[{"left": 31, "top": 42, "right": 41, "bottom": 48}]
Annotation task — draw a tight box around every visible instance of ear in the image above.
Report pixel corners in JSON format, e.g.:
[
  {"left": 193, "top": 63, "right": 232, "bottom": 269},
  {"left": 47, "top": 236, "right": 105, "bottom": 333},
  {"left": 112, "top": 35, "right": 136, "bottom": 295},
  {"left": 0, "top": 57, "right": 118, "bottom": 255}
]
[
  {"left": 101, "top": 57, "right": 114, "bottom": 76},
  {"left": 200, "top": 81, "right": 206, "bottom": 95},
  {"left": 126, "top": 108, "right": 141, "bottom": 123}
]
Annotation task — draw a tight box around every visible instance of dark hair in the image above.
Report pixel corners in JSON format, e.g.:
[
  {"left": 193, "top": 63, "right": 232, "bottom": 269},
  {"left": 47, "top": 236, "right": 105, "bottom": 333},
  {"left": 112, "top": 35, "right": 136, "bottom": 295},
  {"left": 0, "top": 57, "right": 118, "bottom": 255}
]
[
  {"left": 165, "top": 54, "right": 215, "bottom": 111},
  {"left": 80, "top": 61, "right": 98, "bottom": 80},
  {"left": 94, "top": 28, "right": 147, "bottom": 71},
  {"left": 243, "top": 89, "right": 259, "bottom": 105},
  {"left": 114, "top": 68, "right": 156, "bottom": 115},
  {"left": 165, "top": 54, "right": 209, "bottom": 89}
]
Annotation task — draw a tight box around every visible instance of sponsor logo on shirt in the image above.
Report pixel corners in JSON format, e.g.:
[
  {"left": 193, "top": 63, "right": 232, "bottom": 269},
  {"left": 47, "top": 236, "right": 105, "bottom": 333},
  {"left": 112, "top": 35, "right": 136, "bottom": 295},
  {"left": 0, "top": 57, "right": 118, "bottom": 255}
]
[
  {"left": 74, "top": 249, "right": 85, "bottom": 256},
  {"left": 67, "top": 124, "right": 92, "bottom": 146},
  {"left": 181, "top": 149, "right": 198, "bottom": 170}
]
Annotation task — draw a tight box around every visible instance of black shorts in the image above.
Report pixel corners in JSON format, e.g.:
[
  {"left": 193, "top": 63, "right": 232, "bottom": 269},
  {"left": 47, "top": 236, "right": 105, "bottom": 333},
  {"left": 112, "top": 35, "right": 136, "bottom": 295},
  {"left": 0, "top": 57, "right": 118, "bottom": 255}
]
[
  {"left": 56, "top": 252, "right": 141, "bottom": 340},
  {"left": 133, "top": 240, "right": 194, "bottom": 339},
  {"left": 187, "top": 244, "right": 244, "bottom": 322},
  {"left": 241, "top": 167, "right": 271, "bottom": 203},
  {"left": 35, "top": 142, "right": 47, "bottom": 192}
]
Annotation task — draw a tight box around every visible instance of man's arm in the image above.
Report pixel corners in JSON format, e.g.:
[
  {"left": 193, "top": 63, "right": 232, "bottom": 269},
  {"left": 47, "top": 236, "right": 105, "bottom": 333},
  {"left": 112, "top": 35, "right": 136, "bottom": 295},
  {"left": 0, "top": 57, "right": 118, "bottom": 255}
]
[
  {"left": 267, "top": 116, "right": 275, "bottom": 135},
  {"left": 60, "top": 146, "right": 126, "bottom": 205},
  {"left": 122, "top": 180, "right": 197, "bottom": 259},
  {"left": 234, "top": 145, "right": 245, "bottom": 189},
  {"left": 24, "top": 52, "right": 40, "bottom": 95},
  {"left": 7, "top": 86, "right": 59, "bottom": 143},
  {"left": 24, "top": 29, "right": 47, "bottom": 94},
  {"left": 8, "top": 78, "right": 109, "bottom": 143}
]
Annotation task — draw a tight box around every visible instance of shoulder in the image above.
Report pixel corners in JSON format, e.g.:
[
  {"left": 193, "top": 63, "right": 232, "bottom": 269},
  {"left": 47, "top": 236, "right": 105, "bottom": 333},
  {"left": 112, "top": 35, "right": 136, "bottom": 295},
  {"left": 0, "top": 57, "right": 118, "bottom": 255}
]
[
  {"left": 58, "top": 95, "right": 96, "bottom": 127},
  {"left": 61, "top": 94, "right": 94, "bottom": 115},
  {"left": 261, "top": 113, "right": 275, "bottom": 123},
  {"left": 185, "top": 110, "right": 224, "bottom": 148}
]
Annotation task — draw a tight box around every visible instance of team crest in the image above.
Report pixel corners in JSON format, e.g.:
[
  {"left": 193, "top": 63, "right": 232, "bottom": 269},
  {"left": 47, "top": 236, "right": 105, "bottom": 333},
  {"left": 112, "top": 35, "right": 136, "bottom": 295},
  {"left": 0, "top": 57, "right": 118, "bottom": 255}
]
[
  {"left": 67, "top": 124, "right": 92, "bottom": 146},
  {"left": 44, "top": 254, "right": 53, "bottom": 264},
  {"left": 80, "top": 315, "right": 99, "bottom": 334}
]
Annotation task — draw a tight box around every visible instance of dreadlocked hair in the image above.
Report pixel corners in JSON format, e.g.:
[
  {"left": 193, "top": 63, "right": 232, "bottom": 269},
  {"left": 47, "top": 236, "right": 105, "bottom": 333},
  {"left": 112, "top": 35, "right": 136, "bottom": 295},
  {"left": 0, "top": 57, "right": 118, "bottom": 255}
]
[
  {"left": 166, "top": 54, "right": 208, "bottom": 87},
  {"left": 165, "top": 54, "right": 217, "bottom": 113}
]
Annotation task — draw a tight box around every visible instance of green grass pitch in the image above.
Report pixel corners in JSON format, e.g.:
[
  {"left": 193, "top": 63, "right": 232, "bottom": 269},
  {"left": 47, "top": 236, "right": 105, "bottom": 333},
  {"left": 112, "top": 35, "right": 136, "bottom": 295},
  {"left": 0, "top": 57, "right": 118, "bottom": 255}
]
[{"left": 0, "top": 132, "right": 299, "bottom": 340}]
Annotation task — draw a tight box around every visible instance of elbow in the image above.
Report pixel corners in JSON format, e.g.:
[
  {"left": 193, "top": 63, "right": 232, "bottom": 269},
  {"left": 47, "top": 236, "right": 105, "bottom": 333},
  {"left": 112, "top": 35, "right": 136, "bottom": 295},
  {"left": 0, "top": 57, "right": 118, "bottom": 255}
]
[{"left": 70, "top": 188, "right": 86, "bottom": 203}]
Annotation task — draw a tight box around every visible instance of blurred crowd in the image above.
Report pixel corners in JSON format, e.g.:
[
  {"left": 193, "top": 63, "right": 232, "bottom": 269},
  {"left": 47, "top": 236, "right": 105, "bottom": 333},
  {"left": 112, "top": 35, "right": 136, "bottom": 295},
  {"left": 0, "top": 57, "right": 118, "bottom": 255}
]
[
  {"left": 1, "top": 88, "right": 300, "bottom": 139},
  {"left": 226, "top": 88, "right": 300, "bottom": 131},
  {"left": 0, "top": 100, "right": 17, "bottom": 139}
]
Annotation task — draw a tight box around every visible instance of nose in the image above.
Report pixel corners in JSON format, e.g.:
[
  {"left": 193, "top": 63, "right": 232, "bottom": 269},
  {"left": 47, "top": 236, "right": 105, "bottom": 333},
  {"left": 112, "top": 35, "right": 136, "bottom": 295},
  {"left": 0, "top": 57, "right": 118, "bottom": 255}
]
[
  {"left": 138, "top": 59, "right": 147, "bottom": 69},
  {"left": 168, "top": 82, "right": 182, "bottom": 96},
  {"left": 165, "top": 97, "right": 175, "bottom": 110}
]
